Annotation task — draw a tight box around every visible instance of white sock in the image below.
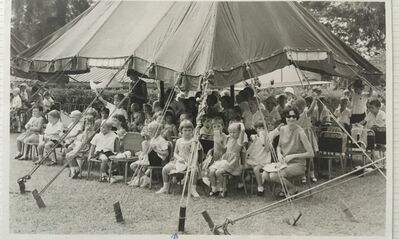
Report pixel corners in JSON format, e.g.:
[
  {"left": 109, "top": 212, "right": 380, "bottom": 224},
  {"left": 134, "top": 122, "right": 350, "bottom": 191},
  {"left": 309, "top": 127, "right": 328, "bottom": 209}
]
[{"left": 258, "top": 186, "right": 264, "bottom": 192}]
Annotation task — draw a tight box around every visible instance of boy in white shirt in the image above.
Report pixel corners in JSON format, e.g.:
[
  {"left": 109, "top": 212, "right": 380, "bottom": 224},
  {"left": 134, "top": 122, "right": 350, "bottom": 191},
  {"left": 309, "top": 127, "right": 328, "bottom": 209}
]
[
  {"left": 361, "top": 99, "right": 386, "bottom": 129},
  {"left": 64, "top": 110, "right": 84, "bottom": 147},
  {"left": 349, "top": 80, "right": 372, "bottom": 124},
  {"left": 334, "top": 97, "right": 351, "bottom": 132},
  {"left": 37, "top": 110, "right": 63, "bottom": 166},
  {"left": 88, "top": 122, "right": 119, "bottom": 182}
]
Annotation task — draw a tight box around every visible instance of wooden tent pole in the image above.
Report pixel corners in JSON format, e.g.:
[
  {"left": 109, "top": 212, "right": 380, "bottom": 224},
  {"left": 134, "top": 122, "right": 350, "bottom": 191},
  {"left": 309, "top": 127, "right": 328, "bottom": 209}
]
[
  {"left": 160, "top": 81, "right": 165, "bottom": 108},
  {"left": 230, "top": 85, "right": 235, "bottom": 104}
]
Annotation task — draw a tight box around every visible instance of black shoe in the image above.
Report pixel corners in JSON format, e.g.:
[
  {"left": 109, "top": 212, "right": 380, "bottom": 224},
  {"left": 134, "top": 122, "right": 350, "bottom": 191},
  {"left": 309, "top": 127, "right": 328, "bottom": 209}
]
[
  {"left": 209, "top": 191, "right": 220, "bottom": 197},
  {"left": 46, "top": 161, "right": 57, "bottom": 166},
  {"left": 257, "top": 191, "right": 264, "bottom": 197},
  {"left": 14, "top": 154, "right": 23, "bottom": 159},
  {"left": 72, "top": 170, "right": 80, "bottom": 179}
]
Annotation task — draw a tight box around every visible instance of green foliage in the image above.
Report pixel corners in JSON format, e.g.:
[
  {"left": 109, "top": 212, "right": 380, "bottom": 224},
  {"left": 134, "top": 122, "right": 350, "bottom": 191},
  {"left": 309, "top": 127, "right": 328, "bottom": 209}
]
[
  {"left": 11, "top": 0, "right": 91, "bottom": 46},
  {"left": 301, "top": 1, "right": 385, "bottom": 58}
]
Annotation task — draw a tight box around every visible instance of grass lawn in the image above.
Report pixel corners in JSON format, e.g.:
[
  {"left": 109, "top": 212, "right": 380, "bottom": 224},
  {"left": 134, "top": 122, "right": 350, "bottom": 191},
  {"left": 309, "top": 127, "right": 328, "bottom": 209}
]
[{"left": 8, "top": 133, "right": 386, "bottom": 235}]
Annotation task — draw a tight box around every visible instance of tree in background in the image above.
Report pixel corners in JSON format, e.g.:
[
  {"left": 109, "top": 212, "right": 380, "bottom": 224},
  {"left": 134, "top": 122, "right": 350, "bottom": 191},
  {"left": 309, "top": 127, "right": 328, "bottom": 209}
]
[
  {"left": 301, "top": 1, "right": 385, "bottom": 59},
  {"left": 11, "top": 0, "right": 92, "bottom": 47}
]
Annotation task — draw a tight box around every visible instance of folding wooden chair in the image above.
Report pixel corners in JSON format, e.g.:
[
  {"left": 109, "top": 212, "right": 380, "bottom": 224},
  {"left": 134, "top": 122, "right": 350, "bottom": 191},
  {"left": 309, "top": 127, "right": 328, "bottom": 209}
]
[
  {"left": 109, "top": 132, "right": 142, "bottom": 184},
  {"left": 87, "top": 137, "right": 120, "bottom": 182}
]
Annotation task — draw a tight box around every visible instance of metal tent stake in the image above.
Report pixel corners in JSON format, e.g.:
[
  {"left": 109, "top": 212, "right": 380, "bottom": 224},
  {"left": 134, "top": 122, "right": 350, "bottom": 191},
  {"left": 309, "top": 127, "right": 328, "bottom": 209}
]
[
  {"left": 201, "top": 210, "right": 220, "bottom": 235},
  {"left": 178, "top": 206, "right": 186, "bottom": 233},
  {"left": 32, "top": 189, "right": 46, "bottom": 208},
  {"left": 31, "top": 164, "right": 69, "bottom": 209},
  {"left": 113, "top": 201, "right": 125, "bottom": 223}
]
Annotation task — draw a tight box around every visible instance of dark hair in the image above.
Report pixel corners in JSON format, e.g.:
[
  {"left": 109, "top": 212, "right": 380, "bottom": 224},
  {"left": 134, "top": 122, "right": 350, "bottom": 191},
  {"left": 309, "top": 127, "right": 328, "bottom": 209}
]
[
  {"left": 304, "top": 96, "right": 313, "bottom": 105},
  {"left": 221, "top": 95, "right": 233, "bottom": 108},
  {"left": 37, "top": 106, "right": 44, "bottom": 112},
  {"left": 101, "top": 107, "right": 110, "bottom": 117},
  {"left": 281, "top": 107, "right": 299, "bottom": 124},
  {"left": 277, "top": 94, "right": 287, "bottom": 101},
  {"left": 238, "top": 90, "right": 250, "bottom": 102},
  {"left": 112, "top": 114, "right": 128, "bottom": 131},
  {"left": 243, "top": 87, "right": 255, "bottom": 98},
  {"left": 369, "top": 99, "right": 381, "bottom": 108},
  {"left": 115, "top": 93, "right": 124, "bottom": 101},
  {"left": 206, "top": 94, "right": 218, "bottom": 107},
  {"left": 264, "top": 96, "right": 277, "bottom": 106}
]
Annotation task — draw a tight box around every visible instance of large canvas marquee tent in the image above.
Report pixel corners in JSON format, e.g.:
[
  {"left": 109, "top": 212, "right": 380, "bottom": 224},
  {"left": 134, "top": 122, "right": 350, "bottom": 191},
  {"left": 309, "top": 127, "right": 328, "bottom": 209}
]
[{"left": 13, "top": 1, "right": 381, "bottom": 90}]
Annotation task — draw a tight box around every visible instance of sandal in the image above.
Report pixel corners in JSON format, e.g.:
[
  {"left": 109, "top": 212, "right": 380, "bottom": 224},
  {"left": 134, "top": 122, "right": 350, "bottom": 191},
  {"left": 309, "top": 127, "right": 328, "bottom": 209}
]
[
  {"left": 311, "top": 176, "right": 317, "bottom": 183},
  {"left": 220, "top": 191, "right": 227, "bottom": 198},
  {"left": 99, "top": 175, "right": 108, "bottom": 182},
  {"left": 301, "top": 176, "right": 307, "bottom": 184}
]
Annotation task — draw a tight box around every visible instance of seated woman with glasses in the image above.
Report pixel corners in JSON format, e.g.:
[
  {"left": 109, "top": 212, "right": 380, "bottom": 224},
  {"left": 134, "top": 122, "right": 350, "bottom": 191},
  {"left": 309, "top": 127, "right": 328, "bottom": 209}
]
[{"left": 262, "top": 107, "right": 314, "bottom": 197}]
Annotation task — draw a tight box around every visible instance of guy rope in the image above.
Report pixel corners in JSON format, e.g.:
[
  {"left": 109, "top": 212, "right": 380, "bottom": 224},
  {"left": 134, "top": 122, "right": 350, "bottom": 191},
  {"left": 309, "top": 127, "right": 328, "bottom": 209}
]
[
  {"left": 203, "top": 52, "right": 386, "bottom": 234},
  {"left": 23, "top": 58, "right": 132, "bottom": 207}
]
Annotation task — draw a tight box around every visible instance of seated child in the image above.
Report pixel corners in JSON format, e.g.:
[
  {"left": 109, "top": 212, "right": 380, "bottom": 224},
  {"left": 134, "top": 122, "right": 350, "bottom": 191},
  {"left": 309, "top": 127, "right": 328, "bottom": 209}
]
[
  {"left": 246, "top": 121, "right": 280, "bottom": 196},
  {"left": 202, "top": 117, "right": 228, "bottom": 168},
  {"left": 37, "top": 110, "right": 63, "bottom": 166},
  {"left": 334, "top": 97, "right": 351, "bottom": 133},
  {"left": 143, "top": 103, "right": 153, "bottom": 126},
  {"left": 161, "top": 110, "right": 178, "bottom": 141},
  {"left": 66, "top": 115, "right": 97, "bottom": 178},
  {"left": 64, "top": 110, "right": 84, "bottom": 147},
  {"left": 199, "top": 114, "right": 213, "bottom": 140},
  {"left": 361, "top": 99, "right": 386, "bottom": 129},
  {"left": 208, "top": 122, "right": 245, "bottom": 198},
  {"left": 129, "top": 121, "right": 169, "bottom": 188},
  {"left": 15, "top": 106, "right": 44, "bottom": 160},
  {"left": 88, "top": 121, "right": 119, "bottom": 182},
  {"left": 156, "top": 120, "right": 201, "bottom": 197},
  {"left": 199, "top": 114, "right": 214, "bottom": 154}
]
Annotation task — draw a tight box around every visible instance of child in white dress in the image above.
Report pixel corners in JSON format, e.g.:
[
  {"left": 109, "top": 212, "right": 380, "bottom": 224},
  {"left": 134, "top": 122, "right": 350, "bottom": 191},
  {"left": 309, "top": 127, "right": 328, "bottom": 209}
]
[
  {"left": 246, "top": 121, "right": 280, "bottom": 196},
  {"left": 208, "top": 122, "right": 245, "bottom": 197},
  {"left": 294, "top": 98, "right": 318, "bottom": 183},
  {"left": 156, "top": 120, "right": 201, "bottom": 197}
]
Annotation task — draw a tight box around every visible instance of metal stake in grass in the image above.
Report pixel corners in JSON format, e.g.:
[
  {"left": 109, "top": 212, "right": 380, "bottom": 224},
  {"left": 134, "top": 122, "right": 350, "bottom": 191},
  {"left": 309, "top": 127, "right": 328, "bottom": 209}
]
[
  {"left": 201, "top": 210, "right": 221, "bottom": 235},
  {"left": 178, "top": 206, "right": 186, "bottom": 233},
  {"left": 17, "top": 175, "right": 30, "bottom": 194},
  {"left": 32, "top": 164, "right": 69, "bottom": 209},
  {"left": 113, "top": 201, "right": 124, "bottom": 223}
]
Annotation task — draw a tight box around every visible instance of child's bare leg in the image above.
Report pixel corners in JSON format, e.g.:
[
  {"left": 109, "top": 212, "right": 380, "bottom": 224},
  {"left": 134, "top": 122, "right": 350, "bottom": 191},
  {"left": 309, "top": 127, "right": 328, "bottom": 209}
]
[
  {"left": 37, "top": 142, "right": 45, "bottom": 160},
  {"left": 309, "top": 158, "right": 317, "bottom": 181},
  {"left": 99, "top": 154, "right": 110, "bottom": 177},
  {"left": 253, "top": 165, "right": 264, "bottom": 193},
  {"left": 156, "top": 163, "right": 173, "bottom": 194},
  {"left": 16, "top": 138, "right": 23, "bottom": 155},
  {"left": 190, "top": 168, "right": 200, "bottom": 197},
  {"left": 44, "top": 142, "right": 55, "bottom": 163},
  {"left": 66, "top": 152, "right": 79, "bottom": 176},
  {"left": 215, "top": 169, "right": 224, "bottom": 192},
  {"left": 209, "top": 168, "right": 217, "bottom": 192}
]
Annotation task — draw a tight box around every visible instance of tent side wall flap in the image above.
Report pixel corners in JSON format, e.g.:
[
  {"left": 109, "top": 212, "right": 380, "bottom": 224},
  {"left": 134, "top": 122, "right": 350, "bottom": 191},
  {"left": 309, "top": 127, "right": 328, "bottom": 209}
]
[{"left": 12, "top": 1, "right": 382, "bottom": 91}]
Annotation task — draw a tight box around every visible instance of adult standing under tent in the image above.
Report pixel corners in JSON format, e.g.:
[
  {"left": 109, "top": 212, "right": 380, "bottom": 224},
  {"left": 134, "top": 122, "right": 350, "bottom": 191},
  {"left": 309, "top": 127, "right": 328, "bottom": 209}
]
[{"left": 127, "top": 69, "right": 148, "bottom": 108}]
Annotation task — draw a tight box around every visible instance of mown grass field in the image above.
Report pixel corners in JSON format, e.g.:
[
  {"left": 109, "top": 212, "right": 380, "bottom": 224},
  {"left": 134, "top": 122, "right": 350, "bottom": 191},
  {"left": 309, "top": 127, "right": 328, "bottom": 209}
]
[{"left": 9, "top": 133, "right": 386, "bottom": 236}]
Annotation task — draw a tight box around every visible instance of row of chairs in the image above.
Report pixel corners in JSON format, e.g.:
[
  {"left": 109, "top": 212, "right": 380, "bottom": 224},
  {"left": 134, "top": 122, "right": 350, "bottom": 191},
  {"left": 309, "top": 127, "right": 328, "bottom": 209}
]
[{"left": 317, "top": 125, "right": 386, "bottom": 179}]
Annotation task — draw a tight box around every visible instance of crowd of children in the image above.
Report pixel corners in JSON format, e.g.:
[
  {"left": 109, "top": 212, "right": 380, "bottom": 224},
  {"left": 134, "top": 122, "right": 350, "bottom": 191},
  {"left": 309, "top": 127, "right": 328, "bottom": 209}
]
[{"left": 12, "top": 78, "right": 386, "bottom": 199}]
